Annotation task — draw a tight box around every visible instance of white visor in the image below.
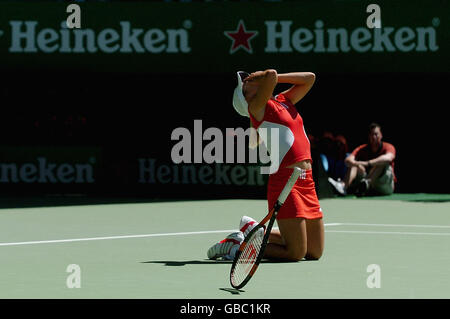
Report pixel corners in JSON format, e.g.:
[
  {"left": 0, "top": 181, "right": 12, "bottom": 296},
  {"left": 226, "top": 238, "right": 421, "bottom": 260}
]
[{"left": 232, "top": 71, "right": 250, "bottom": 117}]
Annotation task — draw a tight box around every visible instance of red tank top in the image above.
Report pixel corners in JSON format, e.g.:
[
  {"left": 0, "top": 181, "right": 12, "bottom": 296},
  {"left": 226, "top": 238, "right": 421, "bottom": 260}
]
[{"left": 249, "top": 93, "right": 311, "bottom": 173}]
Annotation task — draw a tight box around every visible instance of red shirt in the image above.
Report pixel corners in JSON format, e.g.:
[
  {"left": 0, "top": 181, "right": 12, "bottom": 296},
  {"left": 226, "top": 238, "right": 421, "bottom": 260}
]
[
  {"left": 352, "top": 142, "right": 397, "bottom": 182},
  {"left": 249, "top": 93, "right": 311, "bottom": 173}
]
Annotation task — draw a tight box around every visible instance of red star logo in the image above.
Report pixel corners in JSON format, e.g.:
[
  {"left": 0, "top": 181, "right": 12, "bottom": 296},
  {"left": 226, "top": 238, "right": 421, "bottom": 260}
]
[{"left": 224, "top": 20, "right": 258, "bottom": 54}]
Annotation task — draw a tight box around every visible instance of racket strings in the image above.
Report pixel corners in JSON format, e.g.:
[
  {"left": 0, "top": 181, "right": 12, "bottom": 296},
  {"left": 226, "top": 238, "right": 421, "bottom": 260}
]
[{"left": 231, "top": 228, "right": 264, "bottom": 286}]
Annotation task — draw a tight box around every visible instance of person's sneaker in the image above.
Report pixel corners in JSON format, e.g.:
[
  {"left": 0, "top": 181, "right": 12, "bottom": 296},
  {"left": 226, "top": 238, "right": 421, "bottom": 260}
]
[
  {"left": 207, "top": 232, "right": 244, "bottom": 260},
  {"left": 328, "top": 177, "right": 346, "bottom": 196},
  {"left": 239, "top": 216, "right": 259, "bottom": 237},
  {"left": 355, "top": 178, "right": 369, "bottom": 197}
]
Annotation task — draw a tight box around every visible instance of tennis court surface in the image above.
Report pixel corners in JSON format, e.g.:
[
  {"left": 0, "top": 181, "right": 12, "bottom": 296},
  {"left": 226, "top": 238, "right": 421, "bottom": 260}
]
[{"left": 1, "top": 193, "right": 449, "bottom": 299}]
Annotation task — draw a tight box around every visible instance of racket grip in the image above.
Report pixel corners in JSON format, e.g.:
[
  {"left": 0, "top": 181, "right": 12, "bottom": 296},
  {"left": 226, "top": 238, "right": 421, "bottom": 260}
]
[{"left": 277, "top": 167, "right": 304, "bottom": 205}]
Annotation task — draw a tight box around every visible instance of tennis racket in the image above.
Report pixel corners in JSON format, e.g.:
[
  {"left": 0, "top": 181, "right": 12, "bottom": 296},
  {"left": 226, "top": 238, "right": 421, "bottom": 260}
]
[{"left": 230, "top": 167, "right": 304, "bottom": 289}]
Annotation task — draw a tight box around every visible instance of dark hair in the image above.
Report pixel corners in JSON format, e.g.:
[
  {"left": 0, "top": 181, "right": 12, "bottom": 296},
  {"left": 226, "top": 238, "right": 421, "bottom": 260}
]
[{"left": 368, "top": 122, "right": 381, "bottom": 134}]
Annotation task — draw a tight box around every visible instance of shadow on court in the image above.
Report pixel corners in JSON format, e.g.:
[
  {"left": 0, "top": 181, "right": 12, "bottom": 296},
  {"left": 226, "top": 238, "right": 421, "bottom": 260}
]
[
  {"left": 140, "top": 261, "right": 248, "bottom": 294},
  {"left": 219, "top": 288, "right": 245, "bottom": 295},
  {"left": 141, "top": 259, "right": 299, "bottom": 266},
  {"left": 406, "top": 199, "right": 450, "bottom": 203},
  {"left": 141, "top": 260, "right": 230, "bottom": 266}
]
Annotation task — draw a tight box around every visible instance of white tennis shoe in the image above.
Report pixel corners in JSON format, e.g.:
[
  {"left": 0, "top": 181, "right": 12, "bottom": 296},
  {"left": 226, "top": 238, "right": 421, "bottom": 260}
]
[
  {"left": 207, "top": 232, "right": 244, "bottom": 260},
  {"left": 328, "top": 177, "right": 347, "bottom": 195},
  {"left": 239, "top": 215, "right": 260, "bottom": 237}
]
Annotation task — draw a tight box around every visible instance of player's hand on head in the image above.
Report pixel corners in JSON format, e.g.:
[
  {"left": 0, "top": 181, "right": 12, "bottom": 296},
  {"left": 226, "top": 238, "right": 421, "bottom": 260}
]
[{"left": 246, "top": 70, "right": 269, "bottom": 82}]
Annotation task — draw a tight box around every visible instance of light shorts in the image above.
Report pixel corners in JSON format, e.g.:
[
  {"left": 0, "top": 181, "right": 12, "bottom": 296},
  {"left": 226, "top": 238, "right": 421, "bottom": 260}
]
[
  {"left": 371, "top": 165, "right": 395, "bottom": 195},
  {"left": 353, "top": 164, "right": 395, "bottom": 195}
]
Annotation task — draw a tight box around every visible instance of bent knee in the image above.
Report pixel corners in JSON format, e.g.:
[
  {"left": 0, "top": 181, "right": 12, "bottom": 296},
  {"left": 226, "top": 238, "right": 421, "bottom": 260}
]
[
  {"left": 286, "top": 248, "right": 307, "bottom": 262},
  {"left": 286, "top": 254, "right": 305, "bottom": 262},
  {"left": 305, "top": 251, "right": 323, "bottom": 260}
]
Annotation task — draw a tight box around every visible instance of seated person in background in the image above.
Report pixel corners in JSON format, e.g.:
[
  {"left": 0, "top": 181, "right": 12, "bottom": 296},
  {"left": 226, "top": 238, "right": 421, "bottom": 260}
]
[
  {"left": 317, "top": 131, "right": 349, "bottom": 182},
  {"left": 328, "top": 123, "right": 396, "bottom": 196}
]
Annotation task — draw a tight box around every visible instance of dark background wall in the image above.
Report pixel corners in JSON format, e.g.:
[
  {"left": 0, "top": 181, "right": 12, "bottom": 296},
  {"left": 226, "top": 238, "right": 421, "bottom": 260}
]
[
  {"left": 1, "top": 70, "right": 447, "bottom": 195},
  {"left": 0, "top": 0, "right": 448, "bottom": 197}
]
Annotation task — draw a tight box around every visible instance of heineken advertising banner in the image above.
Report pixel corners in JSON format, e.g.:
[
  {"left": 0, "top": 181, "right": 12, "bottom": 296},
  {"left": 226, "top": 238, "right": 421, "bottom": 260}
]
[
  {"left": 0, "top": 0, "right": 448, "bottom": 74},
  {"left": 0, "top": 145, "right": 270, "bottom": 198},
  {"left": 136, "top": 159, "right": 269, "bottom": 199},
  {"left": 0, "top": 146, "right": 101, "bottom": 194}
]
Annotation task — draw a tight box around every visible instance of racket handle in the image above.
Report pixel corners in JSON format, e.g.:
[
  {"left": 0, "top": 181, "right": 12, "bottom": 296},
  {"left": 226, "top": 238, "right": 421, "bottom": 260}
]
[{"left": 277, "top": 167, "right": 304, "bottom": 205}]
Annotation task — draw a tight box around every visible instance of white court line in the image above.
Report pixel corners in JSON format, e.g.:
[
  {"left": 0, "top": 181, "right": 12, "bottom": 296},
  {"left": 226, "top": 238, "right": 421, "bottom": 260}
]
[
  {"left": 327, "top": 230, "right": 450, "bottom": 236},
  {"left": 0, "top": 223, "right": 338, "bottom": 247},
  {"left": 0, "top": 222, "right": 449, "bottom": 247},
  {"left": 339, "top": 223, "right": 450, "bottom": 229},
  {"left": 0, "top": 229, "right": 237, "bottom": 247}
]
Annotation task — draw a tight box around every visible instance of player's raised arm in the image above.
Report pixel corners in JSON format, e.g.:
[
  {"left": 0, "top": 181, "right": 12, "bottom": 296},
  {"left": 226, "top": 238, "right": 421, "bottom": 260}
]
[
  {"left": 245, "top": 69, "right": 278, "bottom": 120},
  {"left": 277, "top": 72, "right": 316, "bottom": 105}
]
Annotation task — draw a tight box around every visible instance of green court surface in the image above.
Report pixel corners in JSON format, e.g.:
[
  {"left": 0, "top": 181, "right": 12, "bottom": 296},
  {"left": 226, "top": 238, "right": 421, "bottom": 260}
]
[{"left": 0, "top": 194, "right": 449, "bottom": 299}]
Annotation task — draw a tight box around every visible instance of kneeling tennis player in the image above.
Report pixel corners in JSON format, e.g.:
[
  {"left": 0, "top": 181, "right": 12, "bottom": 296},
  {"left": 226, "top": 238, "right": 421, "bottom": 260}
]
[{"left": 207, "top": 69, "right": 324, "bottom": 262}]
